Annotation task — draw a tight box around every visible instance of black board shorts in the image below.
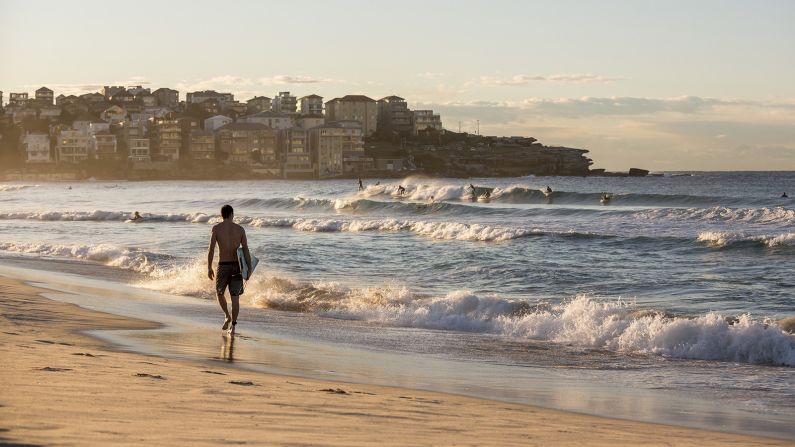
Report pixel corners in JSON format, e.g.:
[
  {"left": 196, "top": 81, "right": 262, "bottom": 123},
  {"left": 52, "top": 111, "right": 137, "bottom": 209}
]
[{"left": 216, "top": 261, "right": 244, "bottom": 296}]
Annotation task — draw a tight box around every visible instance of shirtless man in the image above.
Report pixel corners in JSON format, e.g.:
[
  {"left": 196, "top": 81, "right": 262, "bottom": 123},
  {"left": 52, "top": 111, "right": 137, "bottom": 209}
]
[{"left": 207, "top": 204, "right": 252, "bottom": 332}]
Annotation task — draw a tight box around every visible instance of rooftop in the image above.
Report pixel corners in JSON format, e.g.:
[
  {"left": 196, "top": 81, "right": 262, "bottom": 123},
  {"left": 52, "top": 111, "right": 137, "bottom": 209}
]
[
  {"left": 328, "top": 95, "right": 375, "bottom": 103},
  {"left": 217, "top": 122, "right": 270, "bottom": 131},
  {"left": 244, "top": 111, "right": 290, "bottom": 118}
]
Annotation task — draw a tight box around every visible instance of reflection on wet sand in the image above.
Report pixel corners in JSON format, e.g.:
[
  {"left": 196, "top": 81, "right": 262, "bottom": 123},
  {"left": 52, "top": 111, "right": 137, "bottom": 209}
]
[{"left": 221, "top": 334, "right": 235, "bottom": 362}]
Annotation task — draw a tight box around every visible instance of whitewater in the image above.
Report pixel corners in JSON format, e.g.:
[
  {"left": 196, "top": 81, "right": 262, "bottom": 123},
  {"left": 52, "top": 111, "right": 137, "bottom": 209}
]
[{"left": 1, "top": 172, "right": 794, "bottom": 428}]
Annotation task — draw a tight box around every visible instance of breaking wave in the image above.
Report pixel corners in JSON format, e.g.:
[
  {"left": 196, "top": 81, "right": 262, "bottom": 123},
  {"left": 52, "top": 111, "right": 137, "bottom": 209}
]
[
  {"left": 697, "top": 232, "right": 795, "bottom": 248},
  {"left": 142, "top": 259, "right": 795, "bottom": 367},
  {"left": 0, "top": 210, "right": 216, "bottom": 223},
  {"left": 0, "top": 241, "right": 173, "bottom": 274},
  {"left": 0, "top": 210, "right": 550, "bottom": 242},
  {"left": 0, "top": 184, "right": 37, "bottom": 192},
  {"left": 358, "top": 181, "right": 752, "bottom": 207},
  {"left": 635, "top": 206, "right": 795, "bottom": 226},
  {"left": 2, "top": 239, "right": 792, "bottom": 367},
  {"left": 242, "top": 217, "right": 547, "bottom": 242}
]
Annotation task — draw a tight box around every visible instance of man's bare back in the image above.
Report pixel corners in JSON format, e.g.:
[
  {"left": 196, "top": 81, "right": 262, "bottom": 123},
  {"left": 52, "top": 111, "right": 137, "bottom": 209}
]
[{"left": 211, "top": 220, "right": 247, "bottom": 263}]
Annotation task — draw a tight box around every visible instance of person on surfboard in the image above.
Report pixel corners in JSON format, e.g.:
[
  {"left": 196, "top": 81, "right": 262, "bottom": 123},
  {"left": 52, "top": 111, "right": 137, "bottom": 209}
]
[{"left": 207, "top": 204, "right": 252, "bottom": 333}]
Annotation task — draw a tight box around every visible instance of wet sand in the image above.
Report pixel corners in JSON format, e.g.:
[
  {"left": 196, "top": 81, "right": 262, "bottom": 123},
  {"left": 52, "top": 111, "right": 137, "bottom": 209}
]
[{"left": 0, "top": 276, "right": 790, "bottom": 446}]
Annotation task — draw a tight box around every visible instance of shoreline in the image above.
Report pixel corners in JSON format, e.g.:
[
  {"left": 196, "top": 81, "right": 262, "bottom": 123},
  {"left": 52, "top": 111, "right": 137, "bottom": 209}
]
[{"left": 1, "top": 275, "right": 792, "bottom": 445}]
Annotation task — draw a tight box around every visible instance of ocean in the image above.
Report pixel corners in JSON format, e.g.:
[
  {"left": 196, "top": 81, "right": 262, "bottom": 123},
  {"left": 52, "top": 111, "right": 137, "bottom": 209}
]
[{"left": 1, "top": 172, "right": 794, "bottom": 437}]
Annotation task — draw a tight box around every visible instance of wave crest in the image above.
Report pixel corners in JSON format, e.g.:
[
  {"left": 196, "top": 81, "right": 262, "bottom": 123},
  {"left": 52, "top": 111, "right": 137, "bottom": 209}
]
[{"left": 697, "top": 232, "right": 795, "bottom": 248}]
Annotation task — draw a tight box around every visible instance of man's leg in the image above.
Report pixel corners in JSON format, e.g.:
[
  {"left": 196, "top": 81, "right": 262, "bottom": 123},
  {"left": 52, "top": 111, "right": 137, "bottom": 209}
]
[
  {"left": 217, "top": 292, "right": 232, "bottom": 330},
  {"left": 230, "top": 295, "right": 240, "bottom": 332}
]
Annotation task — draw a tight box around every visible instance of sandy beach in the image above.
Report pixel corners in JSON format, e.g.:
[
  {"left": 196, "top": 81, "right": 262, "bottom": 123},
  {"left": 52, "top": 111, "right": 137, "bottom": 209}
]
[{"left": 0, "top": 275, "right": 790, "bottom": 446}]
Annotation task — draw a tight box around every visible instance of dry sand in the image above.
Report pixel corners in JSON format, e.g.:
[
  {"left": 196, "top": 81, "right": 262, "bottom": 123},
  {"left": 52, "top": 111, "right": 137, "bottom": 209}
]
[{"left": 0, "top": 276, "right": 791, "bottom": 446}]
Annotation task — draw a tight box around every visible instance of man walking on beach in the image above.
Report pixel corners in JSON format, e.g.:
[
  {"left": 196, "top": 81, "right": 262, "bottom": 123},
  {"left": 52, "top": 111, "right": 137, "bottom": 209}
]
[{"left": 208, "top": 204, "right": 252, "bottom": 332}]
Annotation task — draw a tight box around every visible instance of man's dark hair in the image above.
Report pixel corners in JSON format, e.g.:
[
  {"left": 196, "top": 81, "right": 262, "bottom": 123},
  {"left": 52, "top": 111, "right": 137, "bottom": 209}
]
[{"left": 221, "top": 204, "right": 234, "bottom": 219}]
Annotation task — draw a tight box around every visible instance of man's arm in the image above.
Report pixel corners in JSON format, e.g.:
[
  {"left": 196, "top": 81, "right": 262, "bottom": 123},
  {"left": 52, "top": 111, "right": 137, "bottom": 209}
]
[
  {"left": 207, "top": 228, "right": 217, "bottom": 280},
  {"left": 241, "top": 229, "right": 253, "bottom": 280}
]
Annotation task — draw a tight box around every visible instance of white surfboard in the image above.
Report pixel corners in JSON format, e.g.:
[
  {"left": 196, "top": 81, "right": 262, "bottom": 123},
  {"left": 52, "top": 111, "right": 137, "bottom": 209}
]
[{"left": 237, "top": 247, "right": 259, "bottom": 280}]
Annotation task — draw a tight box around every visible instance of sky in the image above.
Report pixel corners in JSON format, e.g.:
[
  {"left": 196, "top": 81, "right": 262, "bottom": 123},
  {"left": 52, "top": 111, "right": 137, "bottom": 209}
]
[{"left": 1, "top": 0, "right": 793, "bottom": 170}]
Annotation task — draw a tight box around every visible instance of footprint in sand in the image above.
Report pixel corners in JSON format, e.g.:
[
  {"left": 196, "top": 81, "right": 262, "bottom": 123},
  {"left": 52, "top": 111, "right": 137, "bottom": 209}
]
[
  {"left": 72, "top": 352, "right": 95, "bottom": 357},
  {"left": 39, "top": 367, "right": 72, "bottom": 372},
  {"left": 229, "top": 381, "right": 255, "bottom": 386},
  {"left": 320, "top": 388, "right": 349, "bottom": 395},
  {"left": 201, "top": 370, "right": 226, "bottom": 375},
  {"left": 135, "top": 373, "right": 165, "bottom": 380}
]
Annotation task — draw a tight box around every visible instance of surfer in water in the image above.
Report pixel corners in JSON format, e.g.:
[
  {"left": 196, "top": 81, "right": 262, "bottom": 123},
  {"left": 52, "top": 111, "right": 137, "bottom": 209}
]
[
  {"left": 783, "top": 192, "right": 789, "bottom": 198},
  {"left": 131, "top": 211, "right": 143, "bottom": 221},
  {"left": 207, "top": 204, "right": 252, "bottom": 333},
  {"left": 544, "top": 186, "right": 552, "bottom": 194},
  {"left": 397, "top": 185, "right": 406, "bottom": 195},
  {"left": 358, "top": 178, "right": 364, "bottom": 191}
]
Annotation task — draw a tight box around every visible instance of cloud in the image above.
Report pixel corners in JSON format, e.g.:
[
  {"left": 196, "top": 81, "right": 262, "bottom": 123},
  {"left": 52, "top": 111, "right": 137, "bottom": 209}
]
[
  {"left": 476, "top": 74, "right": 623, "bottom": 86},
  {"left": 173, "top": 74, "right": 339, "bottom": 98},
  {"left": 257, "top": 75, "right": 336, "bottom": 85},
  {"left": 419, "top": 96, "right": 795, "bottom": 118},
  {"left": 23, "top": 76, "right": 152, "bottom": 95}
]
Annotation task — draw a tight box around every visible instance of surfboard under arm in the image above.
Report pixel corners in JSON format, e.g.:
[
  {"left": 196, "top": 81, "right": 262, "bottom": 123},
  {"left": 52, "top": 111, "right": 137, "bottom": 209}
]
[{"left": 237, "top": 247, "right": 259, "bottom": 279}]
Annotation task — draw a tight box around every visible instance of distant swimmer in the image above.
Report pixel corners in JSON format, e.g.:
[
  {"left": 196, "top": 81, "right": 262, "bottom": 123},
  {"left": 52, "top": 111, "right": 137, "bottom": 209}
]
[
  {"left": 600, "top": 192, "right": 612, "bottom": 203},
  {"left": 397, "top": 185, "right": 406, "bottom": 195},
  {"left": 783, "top": 192, "right": 789, "bottom": 198},
  {"left": 544, "top": 186, "right": 552, "bottom": 194},
  {"left": 375, "top": 181, "right": 380, "bottom": 186},
  {"left": 131, "top": 211, "right": 143, "bottom": 221},
  {"left": 484, "top": 190, "right": 491, "bottom": 198},
  {"left": 358, "top": 178, "right": 364, "bottom": 191},
  {"left": 429, "top": 195, "right": 435, "bottom": 203}
]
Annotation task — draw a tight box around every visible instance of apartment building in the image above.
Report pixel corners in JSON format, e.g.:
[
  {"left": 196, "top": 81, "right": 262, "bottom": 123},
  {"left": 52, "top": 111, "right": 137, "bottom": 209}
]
[
  {"left": 186, "top": 90, "right": 234, "bottom": 104},
  {"left": 92, "top": 131, "right": 118, "bottom": 160},
  {"left": 102, "top": 86, "right": 125, "bottom": 100},
  {"left": 21, "top": 133, "right": 51, "bottom": 163},
  {"left": 189, "top": 130, "right": 216, "bottom": 160},
  {"left": 101, "top": 105, "right": 128, "bottom": 124},
  {"left": 272, "top": 91, "right": 297, "bottom": 113},
  {"left": 299, "top": 94, "right": 323, "bottom": 115},
  {"left": 9, "top": 92, "right": 29, "bottom": 107},
  {"left": 127, "top": 138, "right": 151, "bottom": 162},
  {"left": 377, "top": 96, "right": 413, "bottom": 136},
  {"left": 216, "top": 122, "right": 277, "bottom": 169},
  {"left": 278, "top": 128, "right": 313, "bottom": 178},
  {"left": 324, "top": 95, "right": 377, "bottom": 137},
  {"left": 56, "top": 130, "right": 91, "bottom": 163},
  {"left": 152, "top": 88, "right": 179, "bottom": 108},
  {"left": 413, "top": 110, "right": 443, "bottom": 134},
  {"left": 204, "top": 115, "right": 232, "bottom": 132},
  {"left": 150, "top": 120, "right": 181, "bottom": 161},
  {"left": 35, "top": 87, "right": 54, "bottom": 106},
  {"left": 309, "top": 120, "right": 364, "bottom": 178},
  {"left": 246, "top": 96, "right": 271, "bottom": 114},
  {"left": 239, "top": 111, "right": 292, "bottom": 130}
]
